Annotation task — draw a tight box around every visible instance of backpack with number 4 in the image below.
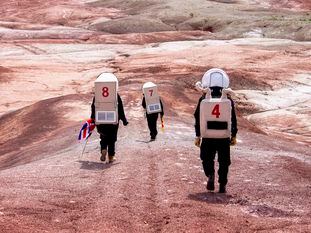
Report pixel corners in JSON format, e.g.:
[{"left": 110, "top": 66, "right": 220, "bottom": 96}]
[
  {"left": 94, "top": 73, "right": 118, "bottom": 125},
  {"left": 200, "top": 90, "right": 232, "bottom": 139}
]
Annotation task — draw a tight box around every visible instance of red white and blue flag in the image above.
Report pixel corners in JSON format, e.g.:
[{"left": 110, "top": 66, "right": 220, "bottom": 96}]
[{"left": 78, "top": 119, "right": 95, "bottom": 141}]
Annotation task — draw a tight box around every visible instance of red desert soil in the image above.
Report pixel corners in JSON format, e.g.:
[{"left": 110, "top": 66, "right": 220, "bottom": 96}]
[
  {"left": 0, "top": 0, "right": 310, "bottom": 232},
  {"left": 270, "top": 0, "right": 311, "bottom": 10}
]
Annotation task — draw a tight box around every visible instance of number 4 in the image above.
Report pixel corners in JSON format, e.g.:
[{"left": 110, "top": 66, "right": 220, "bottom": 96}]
[{"left": 212, "top": 104, "right": 220, "bottom": 118}]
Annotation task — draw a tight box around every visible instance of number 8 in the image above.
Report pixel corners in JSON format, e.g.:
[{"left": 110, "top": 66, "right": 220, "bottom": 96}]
[{"left": 102, "top": 87, "right": 109, "bottom": 97}]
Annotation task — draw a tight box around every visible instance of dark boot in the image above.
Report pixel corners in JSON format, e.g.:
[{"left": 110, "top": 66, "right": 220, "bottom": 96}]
[
  {"left": 219, "top": 184, "right": 226, "bottom": 193},
  {"left": 108, "top": 155, "right": 116, "bottom": 163},
  {"left": 100, "top": 149, "right": 107, "bottom": 162},
  {"left": 206, "top": 175, "right": 215, "bottom": 191}
]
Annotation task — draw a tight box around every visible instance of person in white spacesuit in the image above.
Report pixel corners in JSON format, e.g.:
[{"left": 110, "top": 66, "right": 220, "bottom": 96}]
[{"left": 194, "top": 68, "right": 238, "bottom": 193}]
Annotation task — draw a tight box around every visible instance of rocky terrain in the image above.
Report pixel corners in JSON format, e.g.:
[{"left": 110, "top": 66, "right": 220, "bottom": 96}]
[{"left": 0, "top": 0, "right": 310, "bottom": 232}]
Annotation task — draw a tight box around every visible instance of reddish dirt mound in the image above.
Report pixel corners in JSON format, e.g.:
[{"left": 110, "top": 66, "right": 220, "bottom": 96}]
[
  {"left": 270, "top": 0, "right": 311, "bottom": 10},
  {"left": 0, "top": 94, "right": 90, "bottom": 170}
]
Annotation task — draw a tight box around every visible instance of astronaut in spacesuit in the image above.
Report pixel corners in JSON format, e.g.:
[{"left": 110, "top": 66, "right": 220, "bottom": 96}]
[
  {"left": 142, "top": 82, "right": 164, "bottom": 141},
  {"left": 90, "top": 73, "right": 128, "bottom": 163},
  {"left": 194, "top": 68, "right": 238, "bottom": 193}
]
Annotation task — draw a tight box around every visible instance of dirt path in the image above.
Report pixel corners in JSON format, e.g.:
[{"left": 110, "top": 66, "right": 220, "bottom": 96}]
[{"left": 0, "top": 114, "right": 310, "bottom": 232}]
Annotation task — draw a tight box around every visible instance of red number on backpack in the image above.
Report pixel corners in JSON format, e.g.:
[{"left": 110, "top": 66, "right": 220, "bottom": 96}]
[
  {"left": 149, "top": 89, "right": 153, "bottom": 97},
  {"left": 102, "top": 87, "right": 109, "bottom": 97},
  {"left": 212, "top": 104, "right": 220, "bottom": 118}
]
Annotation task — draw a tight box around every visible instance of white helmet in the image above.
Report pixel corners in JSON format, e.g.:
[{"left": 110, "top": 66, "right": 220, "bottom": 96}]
[
  {"left": 96, "top": 72, "right": 119, "bottom": 90},
  {"left": 142, "top": 81, "right": 157, "bottom": 90},
  {"left": 202, "top": 68, "right": 230, "bottom": 88}
]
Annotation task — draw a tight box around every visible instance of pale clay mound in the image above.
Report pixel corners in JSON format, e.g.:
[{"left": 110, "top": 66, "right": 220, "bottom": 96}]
[{"left": 88, "top": 0, "right": 311, "bottom": 40}]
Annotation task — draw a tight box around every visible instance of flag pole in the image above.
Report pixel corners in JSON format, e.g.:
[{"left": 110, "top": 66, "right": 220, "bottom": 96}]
[{"left": 80, "top": 136, "right": 90, "bottom": 159}]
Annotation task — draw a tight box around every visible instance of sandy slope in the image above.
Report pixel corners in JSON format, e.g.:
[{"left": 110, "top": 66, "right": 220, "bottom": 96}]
[
  {"left": 0, "top": 115, "right": 310, "bottom": 232},
  {"left": 0, "top": 0, "right": 310, "bottom": 232}
]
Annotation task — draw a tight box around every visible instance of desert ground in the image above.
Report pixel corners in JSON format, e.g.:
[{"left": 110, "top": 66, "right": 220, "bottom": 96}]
[{"left": 0, "top": 0, "right": 310, "bottom": 232}]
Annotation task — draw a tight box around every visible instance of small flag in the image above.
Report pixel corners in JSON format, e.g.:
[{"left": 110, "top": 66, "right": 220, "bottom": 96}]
[{"left": 78, "top": 119, "right": 95, "bottom": 141}]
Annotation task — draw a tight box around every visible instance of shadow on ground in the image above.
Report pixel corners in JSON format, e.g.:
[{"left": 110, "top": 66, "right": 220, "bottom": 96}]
[
  {"left": 78, "top": 160, "right": 120, "bottom": 170},
  {"left": 188, "top": 192, "right": 232, "bottom": 204}
]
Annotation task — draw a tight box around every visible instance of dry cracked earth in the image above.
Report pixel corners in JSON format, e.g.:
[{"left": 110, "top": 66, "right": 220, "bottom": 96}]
[{"left": 0, "top": 0, "right": 310, "bottom": 232}]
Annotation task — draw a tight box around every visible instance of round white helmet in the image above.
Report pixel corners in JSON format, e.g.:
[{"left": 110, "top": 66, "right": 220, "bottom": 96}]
[
  {"left": 142, "top": 81, "right": 157, "bottom": 90},
  {"left": 202, "top": 68, "right": 230, "bottom": 88},
  {"left": 95, "top": 72, "right": 118, "bottom": 90}
]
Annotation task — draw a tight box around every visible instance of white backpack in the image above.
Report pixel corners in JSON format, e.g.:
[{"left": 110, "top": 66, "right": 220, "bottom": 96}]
[{"left": 200, "top": 89, "right": 232, "bottom": 139}]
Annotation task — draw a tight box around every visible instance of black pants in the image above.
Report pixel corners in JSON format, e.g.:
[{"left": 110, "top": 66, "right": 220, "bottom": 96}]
[
  {"left": 146, "top": 113, "right": 158, "bottom": 139},
  {"left": 100, "top": 135, "right": 115, "bottom": 156},
  {"left": 200, "top": 138, "right": 231, "bottom": 186},
  {"left": 97, "top": 124, "right": 119, "bottom": 156}
]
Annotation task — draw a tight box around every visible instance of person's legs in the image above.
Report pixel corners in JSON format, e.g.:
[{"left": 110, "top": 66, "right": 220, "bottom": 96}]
[
  {"left": 107, "top": 141, "right": 116, "bottom": 163},
  {"left": 147, "top": 114, "right": 158, "bottom": 140},
  {"left": 107, "top": 142, "right": 115, "bottom": 156},
  {"left": 217, "top": 138, "right": 231, "bottom": 193},
  {"left": 200, "top": 139, "right": 217, "bottom": 177},
  {"left": 200, "top": 139, "right": 216, "bottom": 190},
  {"left": 107, "top": 125, "right": 118, "bottom": 162},
  {"left": 100, "top": 134, "right": 108, "bottom": 161}
]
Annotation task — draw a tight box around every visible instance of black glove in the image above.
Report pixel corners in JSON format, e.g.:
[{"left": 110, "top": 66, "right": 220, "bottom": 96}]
[{"left": 123, "top": 121, "right": 129, "bottom": 126}]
